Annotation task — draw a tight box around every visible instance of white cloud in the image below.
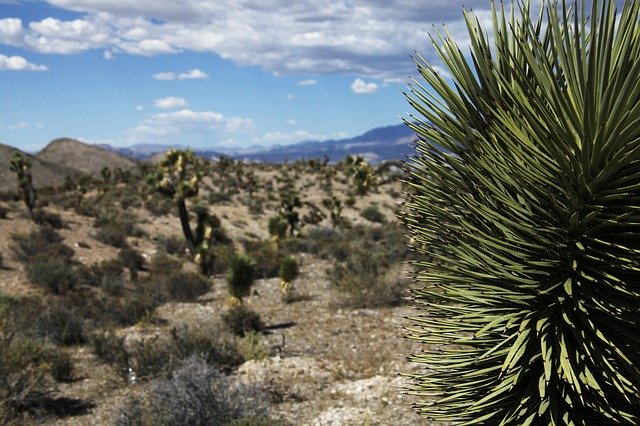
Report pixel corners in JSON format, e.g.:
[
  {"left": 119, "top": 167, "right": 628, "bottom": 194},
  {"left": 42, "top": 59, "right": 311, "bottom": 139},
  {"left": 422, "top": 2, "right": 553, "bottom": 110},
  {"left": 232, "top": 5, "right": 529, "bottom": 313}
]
[
  {"left": 153, "top": 71, "right": 176, "bottom": 80},
  {"left": 127, "top": 108, "right": 255, "bottom": 144},
  {"left": 135, "top": 105, "right": 144, "bottom": 111},
  {"left": 0, "top": 1, "right": 504, "bottom": 80},
  {"left": 350, "top": 78, "right": 378, "bottom": 94},
  {"left": 0, "top": 54, "right": 47, "bottom": 71},
  {"left": 153, "top": 68, "right": 208, "bottom": 81},
  {"left": 154, "top": 96, "right": 188, "bottom": 109},
  {"left": 286, "top": 93, "right": 294, "bottom": 100},
  {"left": 103, "top": 49, "right": 113, "bottom": 59},
  {"left": 296, "top": 79, "right": 316, "bottom": 86},
  {"left": 178, "top": 68, "right": 208, "bottom": 80},
  {"left": 287, "top": 119, "right": 297, "bottom": 126}
]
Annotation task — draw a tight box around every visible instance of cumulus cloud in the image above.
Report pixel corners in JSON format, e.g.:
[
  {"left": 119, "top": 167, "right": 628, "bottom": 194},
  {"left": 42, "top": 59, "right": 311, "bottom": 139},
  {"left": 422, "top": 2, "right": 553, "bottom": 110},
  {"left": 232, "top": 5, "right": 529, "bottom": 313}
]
[
  {"left": 153, "top": 68, "right": 209, "bottom": 80},
  {"left": 154, "top": 96, "right": 188, "bottom": 109},
  {"left": 0, "top": 53, "right": 48, "bottom": 71},
  {"left": 128, "top": 108, "right": 255, "bottom": 144},
  {"left": 0, "top": 1, "right": 505, "bottom": 80},
  {"left": 296, "top": 79, "right": 316, "bottom": 86},
  {"left": 350, "top": 78, "right": 378, "bottom": 94}
]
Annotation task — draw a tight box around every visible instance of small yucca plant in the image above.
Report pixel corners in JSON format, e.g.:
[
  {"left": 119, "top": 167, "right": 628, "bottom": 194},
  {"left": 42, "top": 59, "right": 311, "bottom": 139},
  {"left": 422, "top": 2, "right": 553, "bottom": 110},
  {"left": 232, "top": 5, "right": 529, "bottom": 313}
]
[
  {"left": 402, "top": 0, "right": 640, "bottom": 423},
  {"left": 225, "top": 253, "right": 257, "bottom": 306},
  {"left": 279, "top": 255, "right": 298, "bottom": 303}
]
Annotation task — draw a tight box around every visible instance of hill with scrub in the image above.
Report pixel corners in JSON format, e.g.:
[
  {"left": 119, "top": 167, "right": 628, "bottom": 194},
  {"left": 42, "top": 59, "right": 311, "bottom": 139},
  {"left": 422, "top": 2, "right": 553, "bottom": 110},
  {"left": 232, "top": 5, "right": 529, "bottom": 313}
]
[{"left": 0, "top": 144, "right": 423, "bottom": 425}]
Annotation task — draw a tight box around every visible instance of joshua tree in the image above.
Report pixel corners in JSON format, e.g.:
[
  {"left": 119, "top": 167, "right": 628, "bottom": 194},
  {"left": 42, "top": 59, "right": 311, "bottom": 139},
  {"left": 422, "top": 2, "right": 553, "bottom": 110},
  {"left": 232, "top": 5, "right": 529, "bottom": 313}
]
[
  {"left": 150, "top": 150, "right": 215, "bottom": 275},
  {"left": 278, "top": 190, "right": 302, "bottom": 237},
  {"left": 343, "top": 155, "right": 376, "bottom": 196},
  {"left": 402, "top": 0, "right": 640, "bottom": 423},
  {"left": 9, "top": 153, "right": 36, "bottom": 219}
]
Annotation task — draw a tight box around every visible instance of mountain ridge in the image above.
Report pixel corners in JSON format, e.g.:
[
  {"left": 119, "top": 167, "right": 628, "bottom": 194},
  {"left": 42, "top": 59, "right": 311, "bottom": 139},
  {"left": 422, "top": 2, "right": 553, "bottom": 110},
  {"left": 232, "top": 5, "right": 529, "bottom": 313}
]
[{"left": 101, "top": 123, "right": 416, "bottom": 163}]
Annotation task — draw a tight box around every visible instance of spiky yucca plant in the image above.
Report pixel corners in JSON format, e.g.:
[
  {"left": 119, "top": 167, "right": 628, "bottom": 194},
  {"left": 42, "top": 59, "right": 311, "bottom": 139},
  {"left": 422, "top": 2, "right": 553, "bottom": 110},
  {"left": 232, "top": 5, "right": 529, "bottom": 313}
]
[{"left": 402, "top": 1, "right": 640, "bottom": 424}]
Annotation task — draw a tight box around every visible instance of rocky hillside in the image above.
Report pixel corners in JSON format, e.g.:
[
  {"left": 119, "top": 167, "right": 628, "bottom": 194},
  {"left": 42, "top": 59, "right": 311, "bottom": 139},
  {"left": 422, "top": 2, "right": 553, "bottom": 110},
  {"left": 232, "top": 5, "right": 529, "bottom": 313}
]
[
  {"left": 37, "top": 138, "right": 138, "bottom": 177},
  {"left": 0, "top": 143, "right": 80, "bottom": 193}
]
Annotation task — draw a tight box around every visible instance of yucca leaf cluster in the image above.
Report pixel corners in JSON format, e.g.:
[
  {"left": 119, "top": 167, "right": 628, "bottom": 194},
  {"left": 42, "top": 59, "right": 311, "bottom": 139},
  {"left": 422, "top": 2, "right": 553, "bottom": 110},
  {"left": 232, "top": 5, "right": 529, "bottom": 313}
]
[
  {"left": 402, "top": 1, "right": 640, "bottom": 423},
  {"left": 225, "top": 253, "right": 257, "bottom": 303}
]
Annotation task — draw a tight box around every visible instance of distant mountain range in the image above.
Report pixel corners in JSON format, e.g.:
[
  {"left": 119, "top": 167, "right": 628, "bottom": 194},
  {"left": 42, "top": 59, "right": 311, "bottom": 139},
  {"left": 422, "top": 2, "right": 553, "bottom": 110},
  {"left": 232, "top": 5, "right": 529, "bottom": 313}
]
[
  {"left": 0, "top": 124, "right": 419, "bottom": 192},
  {"left": 102, "top": 124, "right": 417, "bottom": 163}
]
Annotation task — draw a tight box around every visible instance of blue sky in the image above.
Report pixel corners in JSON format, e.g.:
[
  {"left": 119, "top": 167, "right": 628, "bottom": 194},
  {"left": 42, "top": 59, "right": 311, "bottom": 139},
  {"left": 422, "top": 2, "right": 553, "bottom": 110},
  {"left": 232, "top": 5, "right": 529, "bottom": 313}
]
[{"left": 0, "top": 0, "right": 509, "bottom": 152}]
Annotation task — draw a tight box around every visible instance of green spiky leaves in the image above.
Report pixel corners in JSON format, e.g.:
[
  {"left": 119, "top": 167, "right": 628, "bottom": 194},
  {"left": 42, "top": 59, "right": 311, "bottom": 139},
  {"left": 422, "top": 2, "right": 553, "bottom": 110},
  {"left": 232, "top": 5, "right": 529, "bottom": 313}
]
[{"left": 402, "top": 1, "right": 640, "bottom": 424}]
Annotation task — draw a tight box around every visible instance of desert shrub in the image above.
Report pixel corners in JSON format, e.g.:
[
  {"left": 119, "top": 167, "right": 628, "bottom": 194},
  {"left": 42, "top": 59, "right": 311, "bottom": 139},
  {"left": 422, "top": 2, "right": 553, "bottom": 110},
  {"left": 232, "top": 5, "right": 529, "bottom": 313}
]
[
  {"left": 330, "top": 256, "right": 407, "bottom": 308},
  {"left": 90, "top": 331, "right": 129, "bottom": 381},
  {"left": 222, "top": 305, "right": 264, "bottom": 337},
  {"left": 359, "top": 205, "right": 387, "bottom": 224},
  {"left": 156, "top": 234, "right": 188, "bottom": 256},
  {"left": 10, "top": 227, "right": 74, "bottom": 264},
  {"left": 159, "top": 271, "right": 210, "bottom": 302},
  {"left": 76, "top": 259, "right": 125, "bottom": 295},
  {"left": 114, "top": 356, "right": 270, "bottom": 426},
  {"left": 26, "top": 258, "right": 77, "bottom": 294},
  {"left": 32, "top": 209, "right": 64, "bottom": 229},
  {"left": 148, "top": 252, "right": 182, "bottom": 277},
  {"left": 49, "top": 350, "right": 74, "bottom": 383},
  {"left": 118, "top": 248, "right": 145, "bottom": 281},
  {"left": 208, "top": 190, "right": 232, "bottom": 204},
  {"left": 0, "top": 252, "right": 3, "bottom": 269},
  {"left": 37, "top": 303, "right": 85, "bottom": 345},
  {"left": 170, "top": 325, "right": 243, "bottom": 373},
  {"left": 242, "top": 239, "right": 280, "bottom": 278},
  {"left": 0, "top": 302, "right": 82, "bottom": 422},
  {"left": 144, "top": 194, "right": 174, "bottom": 216},
  {"left": 93, "top": 210, "right": 142, "bottom": 248},
  {"left": 0, "top": 204, "right": 7, "bottom": 219},
  {"left": 238, "top": 331, "right": 269, "bottom": 361}
]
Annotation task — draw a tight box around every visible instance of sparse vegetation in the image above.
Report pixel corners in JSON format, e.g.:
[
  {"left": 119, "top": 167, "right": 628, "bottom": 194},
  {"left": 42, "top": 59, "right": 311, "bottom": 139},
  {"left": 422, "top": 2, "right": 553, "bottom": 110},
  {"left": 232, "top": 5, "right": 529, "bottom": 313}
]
[{"left": 0, "top": 134, "right": 416, "bottom": 423}]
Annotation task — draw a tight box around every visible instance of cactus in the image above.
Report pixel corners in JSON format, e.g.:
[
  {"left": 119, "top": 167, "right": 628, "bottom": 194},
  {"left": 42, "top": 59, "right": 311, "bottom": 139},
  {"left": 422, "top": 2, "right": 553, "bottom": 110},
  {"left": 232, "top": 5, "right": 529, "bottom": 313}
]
[
  {"left": 150, "top": 150, "right": 215, "bottom": 275},
  {"left": 9, "top": 153, "right": 36, "bottom": 219},
  {"left": 279, "top": 255, "right": 298, "bottom": 303},
  {"left": 225, "top": 253, "right": 256, "bottom": 306}
]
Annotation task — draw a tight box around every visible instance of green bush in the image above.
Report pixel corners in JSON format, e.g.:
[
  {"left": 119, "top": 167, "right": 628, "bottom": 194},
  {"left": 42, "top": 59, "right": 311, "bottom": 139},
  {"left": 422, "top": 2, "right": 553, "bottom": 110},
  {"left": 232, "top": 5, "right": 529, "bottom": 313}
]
[
  {"left": 222, "top": 305, "right": 264, "bottom": 337},
  {"left": 225, "top": 253, "right": 257, "bottom": 302},
  {"left": 279, "top": 255, "right": 298, "bottom": 283},
  {"left": 156, "top": 234, "right": 188, "bottom": 256},
  {"left": 359, "top": 205, "right": 387, "bottom": 224},
  {"left": 26, "top": 257, "right": 77, "bottom": 294},
  {"left": 242, "top": 239, "right": 280, "bottom": 278},
  {"left": 267, "top": 215, "right": 288, "bottom": 240},
  {"left": 10, "top": 227, "right": 74, "bottom": 263},
  {"left": 402, "top": 0, "right": 640, "bottom": 423}
]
